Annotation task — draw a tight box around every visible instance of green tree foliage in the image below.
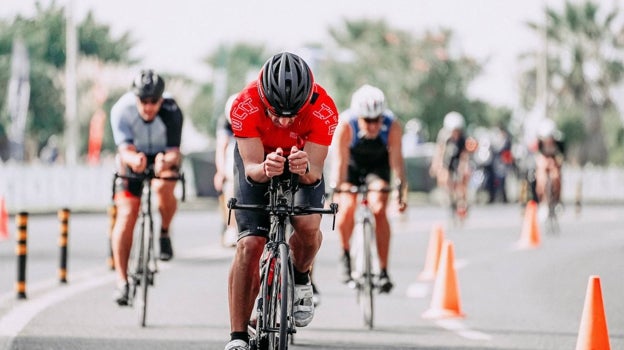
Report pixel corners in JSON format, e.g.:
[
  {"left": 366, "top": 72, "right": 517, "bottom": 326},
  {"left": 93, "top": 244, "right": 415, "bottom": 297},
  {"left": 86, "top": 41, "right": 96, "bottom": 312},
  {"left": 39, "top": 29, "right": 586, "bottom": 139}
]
[
  {"left": 189, "top": 43, "right": 266, "bottom": 135},
  {"left": 0, "top": 0, "right": 135, "bottom": 160},
  {"left": 321, "top": 19, "right": 509, "bottom": 141},
  {"left": 520, "top": 1, "right": 624, "bottom": 165}
]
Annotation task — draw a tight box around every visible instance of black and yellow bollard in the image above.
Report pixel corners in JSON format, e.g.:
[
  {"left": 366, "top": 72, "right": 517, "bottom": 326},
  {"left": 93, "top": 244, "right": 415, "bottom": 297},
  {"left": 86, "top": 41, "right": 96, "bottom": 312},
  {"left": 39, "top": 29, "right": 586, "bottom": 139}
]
[
  {"left": 15, "top": 211, "right": 28, "bottom": 299},
  {"left": 58, "top": 208, "right": 70, "bottom": 284},
  {"left": 107, "top": 204, "right": 116, "bottom": 270}
]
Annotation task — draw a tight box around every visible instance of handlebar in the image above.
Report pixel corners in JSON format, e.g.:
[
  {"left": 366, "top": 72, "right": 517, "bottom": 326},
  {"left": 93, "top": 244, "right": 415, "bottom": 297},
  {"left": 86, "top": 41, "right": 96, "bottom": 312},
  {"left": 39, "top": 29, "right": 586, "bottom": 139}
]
[
  {"left": 331, "top": 185, "right": 393, "bottom": 194},
  {"left": 227, "top": 170, "right": 339, "bottom": 230},
  {"left": 112, "top": 170, "right": 186, "bottom": 202},
  {"left": 331, "top": 183, "right": 406, "bottom": 208},
  {"left": 227, "top": 198, "right": 338, "bottom": 216}
]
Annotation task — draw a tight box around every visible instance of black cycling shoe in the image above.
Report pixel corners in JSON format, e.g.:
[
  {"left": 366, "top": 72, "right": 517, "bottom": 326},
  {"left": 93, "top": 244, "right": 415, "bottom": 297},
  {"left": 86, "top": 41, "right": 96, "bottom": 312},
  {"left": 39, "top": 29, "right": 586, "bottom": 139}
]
[
  {"left": 113, "top": 283, "right": 130, "bottom": 306},
  {"left": 340, "top": 252, "right": 352, "bottom": 284},
  {"left": 378, "top": 272, "right": 394, "bottom": 294},
  {"left": 159, "top": 236, "right": 174, "bottom": 261}
]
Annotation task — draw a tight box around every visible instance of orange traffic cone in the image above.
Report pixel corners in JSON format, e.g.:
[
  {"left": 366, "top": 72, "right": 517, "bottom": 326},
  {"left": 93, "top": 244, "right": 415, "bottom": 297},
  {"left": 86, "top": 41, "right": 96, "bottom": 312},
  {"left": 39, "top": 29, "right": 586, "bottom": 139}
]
[
  {"left": 418, "top": 224, "right": 444, "bottom": 281},
  {"left": 575, "top": 275, "right": 611, "bottom": 350},
  {"left": 422, "top": 239, "right": 464, "bottom": 319},
  {"left": 517, "top": 200, "right": 540, "bottom": 249},
  {"left": 0, "top": 196, "right": 8, "bottom": 240}
]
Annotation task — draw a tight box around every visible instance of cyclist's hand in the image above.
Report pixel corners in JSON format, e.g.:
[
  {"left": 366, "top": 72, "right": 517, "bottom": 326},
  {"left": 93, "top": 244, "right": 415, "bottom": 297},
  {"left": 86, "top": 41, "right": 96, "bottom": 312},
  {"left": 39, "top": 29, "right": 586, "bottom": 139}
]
[
  {"left": 213, "top": 172, "right": 225, "bottom": 192},
  {"left": 154, "top": 152, "right": 166, "bottom": 175},
  {"left": 131, "top": 152, "right": 147, "bottom": 173},
  {"left": 288, "top": 146, "right": 309, "bottom": 176},
  {"left": 398, "top": 200, "right": 408, "bottom": 213},
  {"left": 264, "top": 147, "right": 286, "bottom": 177}
]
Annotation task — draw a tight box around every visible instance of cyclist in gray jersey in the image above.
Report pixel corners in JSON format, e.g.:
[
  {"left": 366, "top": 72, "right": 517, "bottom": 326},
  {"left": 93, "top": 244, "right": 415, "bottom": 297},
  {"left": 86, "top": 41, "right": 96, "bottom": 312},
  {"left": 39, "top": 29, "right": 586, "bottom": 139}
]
[{"left": 109, "top": 70, "right": 183, "bottom": 306}]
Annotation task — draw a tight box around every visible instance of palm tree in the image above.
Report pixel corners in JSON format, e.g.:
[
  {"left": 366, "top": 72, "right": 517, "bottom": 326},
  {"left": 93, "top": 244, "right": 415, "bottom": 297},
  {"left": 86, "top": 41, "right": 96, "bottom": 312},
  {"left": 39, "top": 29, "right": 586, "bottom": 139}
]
[{"left": 521, "top": 1, "right": 624, "bottom": 165}]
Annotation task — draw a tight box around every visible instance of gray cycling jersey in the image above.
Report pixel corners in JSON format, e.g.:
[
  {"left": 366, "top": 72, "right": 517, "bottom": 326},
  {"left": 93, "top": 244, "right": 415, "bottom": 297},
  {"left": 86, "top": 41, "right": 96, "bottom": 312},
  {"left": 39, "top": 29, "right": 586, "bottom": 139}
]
[{"left": 110, "top": 92, "right": 183, "bottom": 156}]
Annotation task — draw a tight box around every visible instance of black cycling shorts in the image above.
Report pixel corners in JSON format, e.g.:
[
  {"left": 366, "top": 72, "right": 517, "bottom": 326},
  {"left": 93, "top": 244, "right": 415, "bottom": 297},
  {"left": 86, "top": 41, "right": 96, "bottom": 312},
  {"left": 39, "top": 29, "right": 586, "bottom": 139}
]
[
  {"left": 232, "top": 143, "right": 326, "bottom": 240},
  {"left": 113, "top": 154, "right": 159, "bottom": 199},
  {"left": 347, "top": 165, "right": 391, "bottom": 186}
]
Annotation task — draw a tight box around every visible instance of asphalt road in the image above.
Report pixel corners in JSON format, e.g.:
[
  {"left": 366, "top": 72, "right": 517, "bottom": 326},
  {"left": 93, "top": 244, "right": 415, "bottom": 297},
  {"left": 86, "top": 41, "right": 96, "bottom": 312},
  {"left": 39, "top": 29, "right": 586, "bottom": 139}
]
[{"left": 0, "top": 199, "right": 622, "bottom": 349}]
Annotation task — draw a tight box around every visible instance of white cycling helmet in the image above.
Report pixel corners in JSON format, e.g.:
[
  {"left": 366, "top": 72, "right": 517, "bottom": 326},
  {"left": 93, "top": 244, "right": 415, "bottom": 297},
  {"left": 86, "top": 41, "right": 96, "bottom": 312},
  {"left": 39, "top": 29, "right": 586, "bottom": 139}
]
[
  {"left": 224, "top": 93, "right": 238, "bottom": 123},
  {"left": 537, "top": 118, "right": 558, "bottom": 140},
  {"left": 405, "top": 118, "right": 423, "bottom": 134},
  {"left": 350, "top": 84, "right": 386, "bottom": 119},
  {"left": 443, "top": 111, "right": 465, "bottom": 131}
]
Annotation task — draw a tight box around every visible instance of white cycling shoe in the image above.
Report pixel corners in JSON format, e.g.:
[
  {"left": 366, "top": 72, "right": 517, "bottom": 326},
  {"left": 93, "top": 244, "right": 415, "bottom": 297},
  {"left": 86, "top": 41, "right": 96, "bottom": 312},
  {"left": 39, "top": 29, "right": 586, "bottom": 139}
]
[
  {"left": 294, "top": 284, "right": 315, "bottom": 327},
  {"left": 224, "top": 339, "right": 248, "bottom": 350}
]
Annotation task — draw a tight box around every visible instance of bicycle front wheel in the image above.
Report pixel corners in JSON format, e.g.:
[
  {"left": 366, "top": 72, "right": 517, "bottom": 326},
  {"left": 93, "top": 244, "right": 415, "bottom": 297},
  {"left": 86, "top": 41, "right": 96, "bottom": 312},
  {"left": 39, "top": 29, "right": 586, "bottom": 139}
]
[
  {"left": 278, "top": 243, "right": 292, "bottom": 349},
  {"left": 260, "top": 244, "right": 292, "bottom": 350},
  {"left": 359, "top": 219, "right": 374, "bottom": 329},
  {"left": 138, "top": 220, "right": 152, "bottom": 327}
]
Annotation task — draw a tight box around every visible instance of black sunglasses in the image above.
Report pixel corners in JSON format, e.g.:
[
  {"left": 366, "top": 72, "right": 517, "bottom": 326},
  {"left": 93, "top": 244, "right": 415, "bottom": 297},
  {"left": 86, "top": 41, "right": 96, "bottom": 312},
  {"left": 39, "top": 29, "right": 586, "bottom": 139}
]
[
  {"left": 363, "top": 116, "right": 382, "bottom": 124},
  {"left": 140, "top": 97, "right": 160, "bottom": 105}
]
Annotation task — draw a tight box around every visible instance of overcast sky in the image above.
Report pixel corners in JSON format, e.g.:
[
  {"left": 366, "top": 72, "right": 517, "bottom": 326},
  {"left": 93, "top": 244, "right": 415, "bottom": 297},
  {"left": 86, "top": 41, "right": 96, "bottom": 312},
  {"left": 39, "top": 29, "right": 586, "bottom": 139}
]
[{"left": 2, "top": 0, "right": 618, "bottom": 108}]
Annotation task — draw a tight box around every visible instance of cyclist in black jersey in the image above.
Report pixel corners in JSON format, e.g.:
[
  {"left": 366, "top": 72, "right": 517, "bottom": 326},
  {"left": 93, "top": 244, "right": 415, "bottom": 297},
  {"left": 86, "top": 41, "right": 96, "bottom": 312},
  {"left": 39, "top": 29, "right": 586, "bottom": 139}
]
[
  {"left": 535, "top": 118, "right": 565, "bottom": 206},
  {"left": 429, "top": 111, "right": 473, "bottom": 219},
  {"left": 331, "top": 84, "right": 408, "bottom": 294},
  {"left": 109, "top": 70, "right": 183, "bottom": 306}
]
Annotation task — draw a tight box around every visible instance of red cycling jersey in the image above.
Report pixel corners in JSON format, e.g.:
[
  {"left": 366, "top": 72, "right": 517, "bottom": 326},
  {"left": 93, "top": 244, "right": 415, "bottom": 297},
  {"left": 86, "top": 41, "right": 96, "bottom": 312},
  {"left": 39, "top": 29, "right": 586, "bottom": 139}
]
[{"left": 230, "top": 80, "right": 338, "bottom": 156}]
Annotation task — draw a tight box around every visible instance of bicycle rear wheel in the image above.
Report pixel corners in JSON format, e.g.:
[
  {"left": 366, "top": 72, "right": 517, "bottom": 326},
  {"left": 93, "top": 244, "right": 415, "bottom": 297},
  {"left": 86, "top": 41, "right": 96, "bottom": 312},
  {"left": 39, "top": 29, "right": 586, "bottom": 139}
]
[{"left": 359, "top": 219, "right": 374, "bottom": 329}]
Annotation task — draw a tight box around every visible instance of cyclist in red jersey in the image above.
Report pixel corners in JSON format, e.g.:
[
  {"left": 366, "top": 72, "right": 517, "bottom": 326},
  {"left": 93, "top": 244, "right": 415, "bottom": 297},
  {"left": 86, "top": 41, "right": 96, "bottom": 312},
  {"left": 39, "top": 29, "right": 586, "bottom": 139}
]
[{"left": 224, "top": 52, "right": 338, "bottom": 350}]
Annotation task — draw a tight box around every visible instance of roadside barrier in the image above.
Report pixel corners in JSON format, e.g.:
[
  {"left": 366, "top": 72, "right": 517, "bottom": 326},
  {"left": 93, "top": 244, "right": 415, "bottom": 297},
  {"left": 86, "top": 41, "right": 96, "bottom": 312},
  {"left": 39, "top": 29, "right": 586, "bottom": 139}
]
[
  {"left": 576, "top": 275, "right": 611, "bottom": 350},
  {"left": 517, "top": 200, "right": 540, "bottom": 249},
  {"left": 107, "top": 204, "right": 116, "bottom": 270},
  {"left": 58, "top": 208, "right": 70, "bottom": 284},
  {"left": 422, "top": 239, "right": 464, "bottom": 319},
  {"left": 15, "top": 212, "right": 28, "bottom": 299},
  {"left": 0, "top": 196, "right": 8, "bottom": 240},
  {"left": 418, "top": 223, "right": 444, "bottom": 281}
]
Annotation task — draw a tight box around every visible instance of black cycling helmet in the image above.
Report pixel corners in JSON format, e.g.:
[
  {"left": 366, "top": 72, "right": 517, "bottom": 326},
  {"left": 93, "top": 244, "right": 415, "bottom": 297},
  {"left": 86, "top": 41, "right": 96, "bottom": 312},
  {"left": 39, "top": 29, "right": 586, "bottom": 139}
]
[
  {"left": 258, "top": 52, "right": 314, "bottom": 117},
  {"left": 132, "top": 69, "right": 165, "bottom": 99}
]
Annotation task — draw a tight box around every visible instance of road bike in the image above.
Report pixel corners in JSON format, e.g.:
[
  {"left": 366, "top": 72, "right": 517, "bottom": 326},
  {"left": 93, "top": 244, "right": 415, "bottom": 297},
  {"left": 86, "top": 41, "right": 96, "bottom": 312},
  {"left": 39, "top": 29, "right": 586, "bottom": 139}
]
[
  {"left": 448, "top": 170, "right": 468, "bottom": 227},
  {"left": 112, "top": 166, "right": 185, "bottom": 327},
  {"left": 543, "top": 171, "right": 560, "bottom": 235},
  {"left": 333, "top": 184, "right": 393, "bottom": 330},
  {"left": 228, "top": 174, "right": 337, "bottom": 350}
]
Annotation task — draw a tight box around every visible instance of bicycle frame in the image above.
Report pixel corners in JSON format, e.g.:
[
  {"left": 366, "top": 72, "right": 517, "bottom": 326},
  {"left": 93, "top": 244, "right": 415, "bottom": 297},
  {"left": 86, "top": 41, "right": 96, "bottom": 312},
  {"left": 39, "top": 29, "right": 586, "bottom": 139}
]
[
  {"left": 335, "top": 185, "right": 391, "bottom": 329},
  {"left": 112, "top": 167, "right": 185, "bottom": 327},
  {"left": 543, "top": 170, "right": 560, "bottom": 235},
  {"left": 228, "top": 174, "right": 337, "bottom": 350}
]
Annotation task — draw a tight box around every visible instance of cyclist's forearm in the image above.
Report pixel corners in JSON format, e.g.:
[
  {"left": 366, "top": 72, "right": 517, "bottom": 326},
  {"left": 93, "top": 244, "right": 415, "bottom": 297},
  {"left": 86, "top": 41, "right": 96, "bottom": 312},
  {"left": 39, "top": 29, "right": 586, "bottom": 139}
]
[{"left": 245, "top": 162, "right": 271, "bottom": 183}]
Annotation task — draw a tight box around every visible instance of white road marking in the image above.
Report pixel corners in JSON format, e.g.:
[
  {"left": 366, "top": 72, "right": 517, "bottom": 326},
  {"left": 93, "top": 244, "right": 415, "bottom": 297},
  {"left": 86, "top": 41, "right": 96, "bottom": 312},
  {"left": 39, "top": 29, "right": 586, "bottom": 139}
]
[
  {"left": 436, "top": 318, "right": 492, "bottom": 341},
  {"left": 0, "top": 244, "right": 225, "bottom": 337},
  {"left": 0, "top": 272, "right": 115, "bottom": 336}
]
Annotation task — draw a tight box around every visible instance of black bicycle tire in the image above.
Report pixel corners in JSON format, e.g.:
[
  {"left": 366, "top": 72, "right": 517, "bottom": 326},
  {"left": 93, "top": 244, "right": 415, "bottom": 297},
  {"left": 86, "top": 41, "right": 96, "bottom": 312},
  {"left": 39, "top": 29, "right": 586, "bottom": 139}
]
[
  {"left": 545, "top": 176, "right": 560, "bottom": 235},
  {"left": 128, "top": 219, "right": 144, "bottom": 307},
  {"left": 265, "top": 253, "right": 279, "bottom": 350},
  {"left": 360, "top": 218, "right": 374, "bottom": 329},
  {"left": 138, "top": 217, "right": 151, "bottom": 327},
  {"left": 278, "top": 243, "right": 291, "bottom": 349}
]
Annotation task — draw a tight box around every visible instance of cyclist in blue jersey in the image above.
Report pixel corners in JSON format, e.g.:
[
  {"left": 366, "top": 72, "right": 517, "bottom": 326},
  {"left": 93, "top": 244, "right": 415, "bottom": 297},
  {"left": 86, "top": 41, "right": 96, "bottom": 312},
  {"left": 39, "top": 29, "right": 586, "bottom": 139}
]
[
  {"left": 331, "top": 84, "right": 408, "bottom": 294},
  {"left": 109, "top": 70, "right": 183, "bottom": 306}
]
